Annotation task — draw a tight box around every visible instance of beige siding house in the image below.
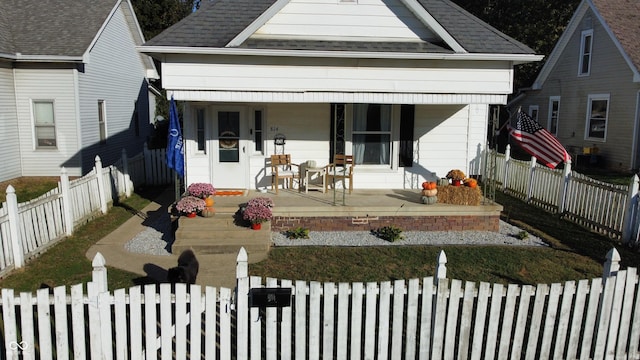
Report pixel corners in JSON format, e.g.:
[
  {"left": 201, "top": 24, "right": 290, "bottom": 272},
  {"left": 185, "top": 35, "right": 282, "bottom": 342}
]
[
  {"left": 141, "top": 0, "right": 541, "bottom": 190},
  {"left": 0, "top": 0, "right": 158, "bottom": 182},
  {"left": 511, "top": 0, "right": 640, "bottom": 171}
]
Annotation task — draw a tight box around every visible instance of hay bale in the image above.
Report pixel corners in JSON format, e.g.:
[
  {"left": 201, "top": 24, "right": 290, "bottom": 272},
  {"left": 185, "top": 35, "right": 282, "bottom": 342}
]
[{"left": 436, "top": 185, "right": 482, "bottom": 205}]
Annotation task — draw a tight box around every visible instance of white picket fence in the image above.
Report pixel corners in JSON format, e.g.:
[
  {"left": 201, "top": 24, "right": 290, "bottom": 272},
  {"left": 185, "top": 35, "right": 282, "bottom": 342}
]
[
  {"left": 0, "top": 147, "right": 171, "bottom": 277},
  {"left": 1, "top": 248, "right": 638, "bottom": 360},
  {"left": 487, "top": 146, "right": 640, "bottom": 247}
]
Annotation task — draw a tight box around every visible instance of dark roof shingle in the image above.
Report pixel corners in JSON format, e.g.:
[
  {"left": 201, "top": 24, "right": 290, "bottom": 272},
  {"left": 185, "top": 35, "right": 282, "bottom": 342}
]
[
  {"left": 592, "top": 0, "right": 640, "bottom": 72},
  {"left": 144, "top": 0, "right": 535, "bottom": 55},
  {"left": 0, "top": 0, "right": 118, "bottom": 58}
]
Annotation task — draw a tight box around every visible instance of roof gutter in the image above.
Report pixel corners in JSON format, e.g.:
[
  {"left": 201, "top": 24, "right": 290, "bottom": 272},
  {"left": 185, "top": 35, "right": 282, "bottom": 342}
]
[
  {"left": 138, "top": 46, "right": 543, "bottom": 64},
  {"left": 0, "top": 52, "right": 85, "bottom": 63}
]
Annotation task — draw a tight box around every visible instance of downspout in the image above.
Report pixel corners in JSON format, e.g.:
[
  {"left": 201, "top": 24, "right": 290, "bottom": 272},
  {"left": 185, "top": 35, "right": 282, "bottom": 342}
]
[{"left": 12, "top": 67, "right": 24, "bottom": 175}]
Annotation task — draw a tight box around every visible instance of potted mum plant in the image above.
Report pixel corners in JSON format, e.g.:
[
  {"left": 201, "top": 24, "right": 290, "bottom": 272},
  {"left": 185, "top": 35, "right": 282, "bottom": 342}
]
[
  {"left": 187, "top": 182, "right": 216, "bottom": 198},
  {"left": 242, "top": 197, "right": 274, "bottom": 230},
  {"left": 175, "top": 196, "right": 206, "bottom": 217},
  {"left": 446, "top": 169, "right": 466, "bottom": 186}
]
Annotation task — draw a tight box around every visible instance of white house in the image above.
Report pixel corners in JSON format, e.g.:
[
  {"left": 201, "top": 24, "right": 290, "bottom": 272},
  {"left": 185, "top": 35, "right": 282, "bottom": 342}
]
[
  {"left": 510, "top": 0, "right": 640, "bottom": 171},
  {"left": 0, "top": 0, "right": 158, "bottom": 182},
  {"left": 141, "top": 0, "right": 541, "bottom": 190}
]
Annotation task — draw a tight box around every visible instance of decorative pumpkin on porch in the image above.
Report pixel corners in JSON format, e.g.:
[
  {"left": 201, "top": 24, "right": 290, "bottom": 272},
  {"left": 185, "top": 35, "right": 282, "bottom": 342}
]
[
  {"left": 421, "top": 189, "right": 438, "bottom": 197},
  {"left": 421, "top": 181, "right": 437, "bottom": 190},
  {"left": 421, "top": 195, "right": 438, "bottom": 205},
  {"left": 464, "top": 178, "right": 478, "bottom": 188}
]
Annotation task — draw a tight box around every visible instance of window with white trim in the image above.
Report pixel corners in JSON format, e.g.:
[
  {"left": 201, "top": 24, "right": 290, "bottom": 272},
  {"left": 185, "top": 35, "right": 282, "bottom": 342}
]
[
  {"left": 33, "top": 100, "right": 56, "bottom": 148},
  {"left": 98, "top": 100, "right": 107, "bottom": 144},
  {"left": 528, "top": 105, "right": 539, "bottom": 122},
  {"left": 352, "top": 104, "right": 391, "bottom": 165},
  {"left": 579, "top": 30, "right": 593, "bottom": 76},
  {"left": 585, "top": 94, "right": 609, "bottom": 140},
  {"left": 548, "top": 96, "right": 560, "bottom": 135}
]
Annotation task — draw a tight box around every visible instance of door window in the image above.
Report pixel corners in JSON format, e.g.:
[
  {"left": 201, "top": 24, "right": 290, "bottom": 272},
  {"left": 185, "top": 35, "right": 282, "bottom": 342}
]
[{"left": 218, "top": 111, "right": 240, "bottom": 162}]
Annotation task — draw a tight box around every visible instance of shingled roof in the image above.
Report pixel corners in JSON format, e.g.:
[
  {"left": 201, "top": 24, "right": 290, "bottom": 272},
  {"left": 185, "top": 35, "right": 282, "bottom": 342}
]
[
  {"left": 592, "top": 0, "right": 640, "bottom": 72},
  {"left": 0, "top": 0, "right": 122, "bottom": 59},
  {"left": 144, "top": 0, "right": 535, "bottom": 55}
]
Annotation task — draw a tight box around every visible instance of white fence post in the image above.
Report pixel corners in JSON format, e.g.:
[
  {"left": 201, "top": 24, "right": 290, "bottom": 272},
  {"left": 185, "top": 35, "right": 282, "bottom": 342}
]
[
  {"left": 236, "top": 247, "right": 249, "bottom": 359},
  {"left": 602, "top": 248, "right": 621, "bottom": 279},
  {"left": 558, "top": 160, "right": 572, "bottom": 214},
  {"left": 6, "top": 185, "right": 23, "bottom": 268},
  {"left": 622, "top": 175, "right": 639, "bottom": 244},
  {"left": 435, "top": 250, "right": 447, "bottom": 281},
  {"left": 121, "top": 149, "right": 133, "bottom": 197},
  {"left": 503, "top": 145, "right": 511, "bottom": 190},
  {"left": 527, "top": 156, "right": 536, "bottom": 202},
  {"left": 91, "top": 252, "right": 108, "bottom": 293},
  {"left": 95, "top": 156, "right": 108, "bottom": 214},
  {"left": 60, "top": 167, "right": 74, "bottom": 236}
]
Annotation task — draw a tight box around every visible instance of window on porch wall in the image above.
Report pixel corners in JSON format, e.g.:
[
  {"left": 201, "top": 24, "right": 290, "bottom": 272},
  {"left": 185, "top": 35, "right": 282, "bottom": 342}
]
[{"left": 352, "top": 104, "right": 391, "bottom": 165}]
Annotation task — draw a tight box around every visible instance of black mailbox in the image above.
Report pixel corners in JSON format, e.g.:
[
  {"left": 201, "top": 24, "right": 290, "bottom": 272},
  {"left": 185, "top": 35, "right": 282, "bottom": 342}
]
[{"left": 249, "top": 288, "right": 292, "bottom": 308}]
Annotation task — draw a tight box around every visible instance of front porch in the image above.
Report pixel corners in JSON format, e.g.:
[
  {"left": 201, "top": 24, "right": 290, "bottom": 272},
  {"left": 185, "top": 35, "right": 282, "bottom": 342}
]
[{"left": 208, "top": 188, "right": 502, "bottom": 232}]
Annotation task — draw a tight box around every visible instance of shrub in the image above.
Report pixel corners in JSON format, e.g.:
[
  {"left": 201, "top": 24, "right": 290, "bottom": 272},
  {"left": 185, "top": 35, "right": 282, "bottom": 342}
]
[
  {"left": 517, "top": 230, "right": 529, "bottom": 240},
  {"left": 372, "top": 225, "right": 404, "bottom": 242},
  {"left": 285, "top": 227, "right": 310, "bottom": 239}
]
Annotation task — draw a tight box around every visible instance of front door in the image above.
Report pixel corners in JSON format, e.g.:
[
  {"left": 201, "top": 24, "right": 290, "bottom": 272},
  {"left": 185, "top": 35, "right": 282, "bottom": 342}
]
[{"left": 211, "top": 107, "right": 248, "bottom": 189}]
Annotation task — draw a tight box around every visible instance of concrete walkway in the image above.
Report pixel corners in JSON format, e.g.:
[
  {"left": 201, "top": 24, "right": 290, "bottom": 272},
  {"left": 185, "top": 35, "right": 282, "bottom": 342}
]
[{"left": 85, "top": 189, "right": 249, "bottom": 289}]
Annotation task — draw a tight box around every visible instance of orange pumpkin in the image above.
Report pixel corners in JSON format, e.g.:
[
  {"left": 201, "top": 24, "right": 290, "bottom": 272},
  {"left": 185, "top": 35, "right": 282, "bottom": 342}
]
[
  {"left": 464, "top": 178, "right": 478, "bottom": 188},
  {"left": 422, "top": 181, "right": 437, "bottom": 190},
  {"left": 422, "top": 181, "right": 429, "bottom": 190}
]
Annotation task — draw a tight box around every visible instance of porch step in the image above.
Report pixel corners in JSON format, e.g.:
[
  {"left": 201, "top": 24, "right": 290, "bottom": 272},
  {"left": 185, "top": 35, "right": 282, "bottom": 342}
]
[{"left": 173, "top": 214, "right": 271, "bottom": 258}]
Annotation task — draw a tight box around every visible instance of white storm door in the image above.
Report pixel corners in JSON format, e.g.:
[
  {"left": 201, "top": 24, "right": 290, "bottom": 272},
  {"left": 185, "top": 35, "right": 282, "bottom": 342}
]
[{"left": 211, "top": 107, "right": 248, "bottom": 188}]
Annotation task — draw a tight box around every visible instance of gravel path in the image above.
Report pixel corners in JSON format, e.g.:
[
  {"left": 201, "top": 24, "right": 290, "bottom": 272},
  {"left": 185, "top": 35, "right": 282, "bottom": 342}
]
[{"left": 124, "top": 214, "right": 547, "bottom": 256}]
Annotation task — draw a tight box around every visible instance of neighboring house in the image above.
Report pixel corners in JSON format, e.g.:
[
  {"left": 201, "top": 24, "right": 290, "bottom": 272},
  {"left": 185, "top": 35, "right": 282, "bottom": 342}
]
[
  {"left": 140, "top": 0, "right": 541, "bottom": 190},
  {"left": 0, "top": 0, "right": 158, "bottom": 183},
  {"left": 510, "top": 0, "right": 640, "bottom": 171}
]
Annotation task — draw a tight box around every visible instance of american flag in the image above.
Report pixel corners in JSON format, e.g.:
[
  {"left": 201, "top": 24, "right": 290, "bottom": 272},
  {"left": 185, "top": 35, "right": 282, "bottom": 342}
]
[{"left": 508, "top": 110, "right": 570, "bottom": 169}]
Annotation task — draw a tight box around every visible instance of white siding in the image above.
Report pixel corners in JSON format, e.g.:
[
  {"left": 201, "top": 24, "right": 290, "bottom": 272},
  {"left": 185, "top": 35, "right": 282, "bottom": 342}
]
[
  {"left": 184, "top": 102, "right": 487, "bottom": 190},
  {"left": 0, "top": 66, "right": 21, "bottom": 182},
  {"left": 78, "top": 3, "right": 150, "bottom": 171},
  {"left": 415, "top": 105, "right": 478, "bottom": 180},
  {"left": 255, "top": 0, "right": 435, "bottom": 41},
  {"left": 13, "top": 68, "right": 81, "bottom": 176},
  {"left": 163, "top": 58, "right": 514, "bottom": 96}
]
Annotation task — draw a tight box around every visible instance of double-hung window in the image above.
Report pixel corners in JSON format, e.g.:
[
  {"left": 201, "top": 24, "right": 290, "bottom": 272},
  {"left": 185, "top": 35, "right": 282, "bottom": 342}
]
[
  {"left": 33, "top": 100, "right": 56, "bottom": 148},
  {"left": 585, "top": 94, "right": 609, "bottom": 140},
  {"left": 579, "top": 30, "right": 593, "bottom": 76},
  {"left": 548, "top": 97, "right": 560, "bottom": 135},
  {"left": 352, "top": 104, "right": 391, "bottom": 165}
]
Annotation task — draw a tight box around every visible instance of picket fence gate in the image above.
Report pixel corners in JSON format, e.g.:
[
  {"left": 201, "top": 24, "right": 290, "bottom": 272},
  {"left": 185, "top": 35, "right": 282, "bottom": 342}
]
[
  {"left": 0, "top": 147, "right": 171, "bottom": 277},
  {"left": 487, "top": 146, "right": 640, "bottom": 247},
  {"left": 1, "top": 248, "right": 638, "bottom": 360}
]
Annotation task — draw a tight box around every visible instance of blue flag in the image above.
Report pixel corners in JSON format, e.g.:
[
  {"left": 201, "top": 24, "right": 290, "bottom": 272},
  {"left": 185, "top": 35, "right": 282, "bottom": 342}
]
[{"left": 166, "top": 96, "right": 184, "bottom": 178}]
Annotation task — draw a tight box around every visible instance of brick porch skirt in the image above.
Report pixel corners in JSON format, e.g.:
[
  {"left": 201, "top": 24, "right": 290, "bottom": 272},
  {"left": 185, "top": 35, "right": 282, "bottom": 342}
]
[{"left": 271, "top": 214, "right": 499, "bottom": 232}]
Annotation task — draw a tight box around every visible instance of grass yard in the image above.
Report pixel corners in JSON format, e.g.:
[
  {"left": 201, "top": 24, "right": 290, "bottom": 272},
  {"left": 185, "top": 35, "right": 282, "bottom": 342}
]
[
  {"left": 0, "top": 176, "right": 638, "bottom": 292},
  {"left": 0, "top": 176, "right": 60, "bottom": 203}
]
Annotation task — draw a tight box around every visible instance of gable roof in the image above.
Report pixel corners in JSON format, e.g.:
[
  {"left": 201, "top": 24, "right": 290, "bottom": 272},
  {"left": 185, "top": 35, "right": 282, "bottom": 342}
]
[
  {"left": 143, "top": 0, "right": 538, "bottom": 62},
  {"left": 533, "top": 0, "right": 640, "bottom": 88},
  {"left": 0, "top": 0, "right": 152, "bottom": 68}
]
